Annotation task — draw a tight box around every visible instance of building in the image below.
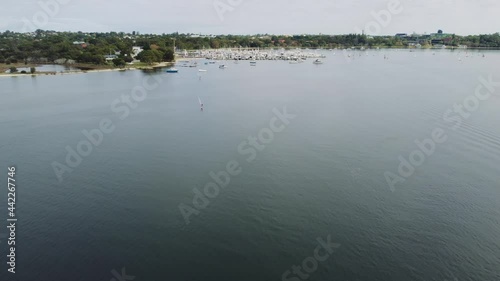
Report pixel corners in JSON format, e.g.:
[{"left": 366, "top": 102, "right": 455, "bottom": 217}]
[
  {"left": 104, "top": 55, "right": 118, "bottom": 61},
  {"left": 72, "top": 41, "right": 87, "bottom": 48},
  {"left": 132, "top": 47, "right": 144, "bottom": 58}
]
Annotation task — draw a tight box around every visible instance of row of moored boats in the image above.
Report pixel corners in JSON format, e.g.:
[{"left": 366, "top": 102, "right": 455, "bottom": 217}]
[{"left": 166, "top": 59, "right": 323, "bottom": 73}]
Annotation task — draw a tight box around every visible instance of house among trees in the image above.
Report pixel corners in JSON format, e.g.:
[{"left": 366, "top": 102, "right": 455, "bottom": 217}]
[
  {"left": 104, "top": 54, "right": 118, "bottom": 61},
  {"left": 132, "top": 47, "right": 144, "bottom": 58},
  {"left": 72, "top": 41, "right": 88, "bottom": 48}
]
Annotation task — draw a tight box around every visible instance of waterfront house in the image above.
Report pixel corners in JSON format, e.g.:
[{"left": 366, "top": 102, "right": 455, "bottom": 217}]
[{"left": 132, "top": 46, "right": 144, "bottom": 58}]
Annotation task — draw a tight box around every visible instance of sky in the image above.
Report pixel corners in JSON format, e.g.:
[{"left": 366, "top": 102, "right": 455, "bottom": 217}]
[{"left": 1, "top": 0, "right": 499, "bottom": 35}]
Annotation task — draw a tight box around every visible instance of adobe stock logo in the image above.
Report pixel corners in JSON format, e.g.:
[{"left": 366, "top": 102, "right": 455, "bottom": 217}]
[
  {"left": 179, "top": 106, "right": 296, "bottom": 225},
  {"left": 281, "top": 235, "right": 340, "bottom": 281},
  {"left": 52, "top": 75, "right": 164, "bottom": 183},
  {"left": 21, "top": 0, "right": 71, "bottom": 32},
  {"left": 385, "top": 75, "right": 500, "bottom": 192},
  {"left": 213, "top": 0, "right": 244, "bottom": 21},
  {"left": 109, "top": 267, "right": 135, "bottom": 281},
  {"left": 354, "top": 0, "right": 403, "bottom": 35}
]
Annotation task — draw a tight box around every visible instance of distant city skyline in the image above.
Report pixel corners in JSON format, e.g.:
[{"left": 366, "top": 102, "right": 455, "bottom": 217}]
[{"left": 1, "top": 0, "right": 499, "bottom": 35}]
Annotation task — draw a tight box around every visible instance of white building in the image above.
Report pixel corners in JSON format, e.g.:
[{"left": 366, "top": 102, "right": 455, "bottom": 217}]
[{"left": 132, "top": 46, "right": 144, "bottom": 58}]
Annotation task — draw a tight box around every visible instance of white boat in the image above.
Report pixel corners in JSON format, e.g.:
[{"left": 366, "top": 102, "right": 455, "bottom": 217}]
[
  {"left": 198, "top": 69, "right": 207, "bottom": 72},
  {"left": 166, "top": 68, "right": 178, "bottom": 73},
  {"left": 219, "top": 65, "right": 227, "bottom": 69},
  {"left": 313, "top": 59, "right": 323, "bottom": 64},
  {"left": 250, "top": 61, "right": 257, "bottom": 66},
  {"left": 289, "top": 60, "right": 299, "bottom": 64}
]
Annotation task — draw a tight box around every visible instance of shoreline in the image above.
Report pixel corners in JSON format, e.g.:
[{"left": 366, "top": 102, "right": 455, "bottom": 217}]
[
  {"left": 0, "top": 46, "right": 492, "bottom": 78},
  {"left": 0, "top": 62, "right": 175, "bottom": 78}
]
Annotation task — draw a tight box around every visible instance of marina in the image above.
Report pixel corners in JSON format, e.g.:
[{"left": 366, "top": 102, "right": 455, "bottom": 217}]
[{"left": 177, "top": 48, "right": 327, "bottom": 61}]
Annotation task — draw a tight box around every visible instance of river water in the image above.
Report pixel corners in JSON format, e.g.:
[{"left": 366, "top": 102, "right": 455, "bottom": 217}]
[{"left": 0, "top": 49, "right": 499, "bottom": 281}]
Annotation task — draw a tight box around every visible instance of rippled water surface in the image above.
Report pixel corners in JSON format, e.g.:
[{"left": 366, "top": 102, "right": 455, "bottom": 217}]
[{"left": 0, "top": 49, "right": 499, "bottom": 281}]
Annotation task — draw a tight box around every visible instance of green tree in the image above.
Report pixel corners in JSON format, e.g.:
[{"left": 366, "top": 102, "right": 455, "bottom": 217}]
[
  {"left": 210, "top": 39, "right": 221, "bottom": 49},
  {"left": 112, "top": 58, "right": 126, "bottom": 67},
  {"left": 163, "top": 49, "right": 174, "bottom": 62},
  {"left": 9, "top": 67, "right": 18, "bottom": 73},
  {"left": 137, "top": 49, "right": 163, "bottom": 64}
]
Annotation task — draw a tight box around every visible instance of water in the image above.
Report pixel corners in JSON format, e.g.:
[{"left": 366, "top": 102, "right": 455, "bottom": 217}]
[
  {"left": 4, "top": 64, "right": 79, "bottom": 73},
  {"left": 0, "top": 50, "right": 499, "bottom": 281}
]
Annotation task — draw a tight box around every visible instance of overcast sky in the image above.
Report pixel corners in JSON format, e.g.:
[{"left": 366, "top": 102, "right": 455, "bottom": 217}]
[{"left": 1, "top": 0, "right": 498, "bottom": 35}]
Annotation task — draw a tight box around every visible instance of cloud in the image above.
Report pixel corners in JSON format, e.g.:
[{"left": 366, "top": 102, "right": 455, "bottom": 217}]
[{"left": 0, "top": 0, "right": 498, "bottom": 34}]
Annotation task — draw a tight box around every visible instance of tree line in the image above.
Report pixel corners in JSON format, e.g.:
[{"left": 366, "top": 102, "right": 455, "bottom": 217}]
[{"left": 1, "top": 30, "right": 499, "bottom": 66}]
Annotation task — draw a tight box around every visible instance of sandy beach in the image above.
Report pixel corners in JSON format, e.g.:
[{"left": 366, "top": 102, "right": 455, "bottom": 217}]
[{"left": 0, "top": 62, "right": 175, "bottom": 78}]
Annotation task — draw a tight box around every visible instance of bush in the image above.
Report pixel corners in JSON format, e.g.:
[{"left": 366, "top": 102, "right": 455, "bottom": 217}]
[
  {"left": 30, "top": 67, "right": 36, "bottom": 74},
  {"left": 9, "top": 67, "right": 18, "bottom": 73},
  {"left": 112, "top": 58, "right": 126, "bottom": 67},
  {"left": 163, "top": 49, "right": 175, "bottom": 62}
]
